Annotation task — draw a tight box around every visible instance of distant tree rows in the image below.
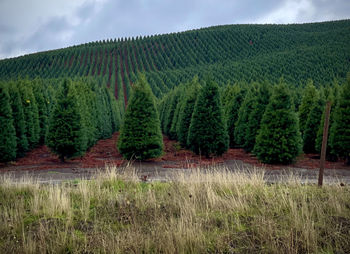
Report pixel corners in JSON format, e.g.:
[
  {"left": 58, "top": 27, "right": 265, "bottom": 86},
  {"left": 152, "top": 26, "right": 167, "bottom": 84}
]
[
  {"left": 159, "top": 76, "right": 350, "bottom": 164},
  {"left": 0, "top": 78, "right": 123, "bottom": 163},
  {"left": 1, "top": 20, "right": 350, "bottom": 101}
]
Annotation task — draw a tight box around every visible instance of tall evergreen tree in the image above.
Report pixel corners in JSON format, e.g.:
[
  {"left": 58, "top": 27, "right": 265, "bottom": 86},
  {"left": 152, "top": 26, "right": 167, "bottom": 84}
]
[
  {"left": 254, "top": 83, "right": 302, "bottom": 164},
  {"left": 0, "top": 85, "right": 17, "bottom": 162},
  {"left": 117, "top": 75, "right": 163, "bottom": 160},
  {"left": 244, "top": 82, "right": 270, "bottom": 152},
  {"left": 329, "top": 77, "right": 350, "bottom": 164},
  {"left": 225, "top": 82, "right": 247, "bottom": 148},
  {"left": 47, "top": 79, "right": 85, "bottom": 162},
  {"left": 298, "top": 80, "right": 317, "bottom": 136},
  {"left": 8, "top": 82, "right": 28, "bottom": 157},
  {"left": 303, "top": 91, "right": 325, "bottom": 153},
  {"left": 178, "top": 77, "right": 201, "bottom": 147},
  {"left": 187, "top": 79, "right": 229, "bottom": 157}
]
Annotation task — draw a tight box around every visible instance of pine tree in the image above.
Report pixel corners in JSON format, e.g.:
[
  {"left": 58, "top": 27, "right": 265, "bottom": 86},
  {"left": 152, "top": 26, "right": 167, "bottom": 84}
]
[
  {"left": 254, "top": 83, "right": 302, "bottom": 164},
  {"left": 244, "top": 82, "right": 270, "bottom": 152},
  {"left": 8, "top": 82, "right": 28, "bottom": 157},
  {"left": 117, "top": 75, "right": 163, "bottom": 160},
  {"left": 329, "top": 77, "right": 350, "bottom": 164},
  {"left": 187, "top": 79, "right": 229, "bottom": 157},
  {"left": 298, "top": 80, "right": 317, "bottom": 136},
  {"left": 47, "top": 79, "right": 85, "bottom": 162},
  {"left": 303, "top": 91, "right": 324, "bottom": 153},
  {"left": 178, "top": 77, "right": 201, "bottom": 147},
  {"left": 0, "top": 85, "right": 17, "bottom": 162}
]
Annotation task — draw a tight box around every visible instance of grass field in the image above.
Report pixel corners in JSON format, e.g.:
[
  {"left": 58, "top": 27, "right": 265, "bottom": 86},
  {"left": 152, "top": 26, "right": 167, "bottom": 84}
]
[{"left": 0, "top": 166, "right": 349, "bottom": 253}]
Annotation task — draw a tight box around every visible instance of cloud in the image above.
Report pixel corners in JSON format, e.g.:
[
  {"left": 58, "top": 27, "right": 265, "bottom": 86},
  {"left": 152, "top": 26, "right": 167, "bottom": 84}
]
[{"left": 0, "top": 0, "right": 349, "bottom": 59}]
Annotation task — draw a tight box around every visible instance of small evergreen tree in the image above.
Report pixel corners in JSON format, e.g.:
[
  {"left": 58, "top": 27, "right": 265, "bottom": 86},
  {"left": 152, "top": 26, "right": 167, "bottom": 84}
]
[
  {"left": 254, "top": 83, "right": 302, "bottom": 164},
  {"left": 329, "top": 77, "right": 350, "bottom": 164},
  {"left": 187, "top": 79, "right": 229, "bottom": 157},
  {"left": 47, "top": 79, "right": 85, "bottom": 162},
  {"left": 0, "top": 85, "right": 17, "bottom": 162},
  {"left": 117, "top": 75, "right": 163, "bottom": 160}
]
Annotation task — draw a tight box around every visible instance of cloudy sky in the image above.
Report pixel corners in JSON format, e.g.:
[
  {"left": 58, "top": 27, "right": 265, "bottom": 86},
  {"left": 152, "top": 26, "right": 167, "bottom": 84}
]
[{"left": 0, "top": 0, "right": 349, "bottom": 59}]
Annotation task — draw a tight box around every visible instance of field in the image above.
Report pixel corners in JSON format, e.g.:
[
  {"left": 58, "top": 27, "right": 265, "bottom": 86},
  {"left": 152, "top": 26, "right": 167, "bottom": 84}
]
[{"left": 1, "top": 166, "right": 350, "bottom": 253}]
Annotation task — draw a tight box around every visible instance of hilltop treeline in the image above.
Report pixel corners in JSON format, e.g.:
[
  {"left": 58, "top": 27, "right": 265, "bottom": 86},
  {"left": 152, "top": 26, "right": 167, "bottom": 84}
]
[
  {"left": 159, "top": 76, "right": 350, "bottom": 164},
  {"left": 0, "top": 78, "right": 123, "bottom": 162},
  {"left": 0, "top": 20, "right": 350, "bottom": 102}
]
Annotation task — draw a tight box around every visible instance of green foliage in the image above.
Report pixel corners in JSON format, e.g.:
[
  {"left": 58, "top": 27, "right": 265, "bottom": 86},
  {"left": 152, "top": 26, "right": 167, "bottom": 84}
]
[
  {"left": 0, "top": 84, "right": 17, "bottom": 162},
  {"left": 47, "top": 79, "right": 85, "bottom": 162},
  {"left": 117, "top": 75, "right": 163, "bottom": 160},
  {"left": 303, "top": 91, "right": 325, "bottom": 153},
  {"left": 187, "top": 79, "right": 229, "bottom": 157},
  {"left": 7, "top": 82, "right": 29, "bottom": 157},
  {"left": 254, "top": 83, "right": 302, "bottom": 164},
  {"left": 298, "top": 80, "right": 317, "bottom": 137},
  {"left": 329, "top": 77, "right": 350, "bottom": 164},
  {"left": 177, "top": 77, "right": 201, "bottom": 147}
]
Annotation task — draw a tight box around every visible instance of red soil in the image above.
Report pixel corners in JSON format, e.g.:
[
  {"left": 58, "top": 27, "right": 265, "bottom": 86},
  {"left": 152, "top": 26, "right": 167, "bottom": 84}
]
[{"left": 1, "top": 133, "right": 349, "bottom": 171}]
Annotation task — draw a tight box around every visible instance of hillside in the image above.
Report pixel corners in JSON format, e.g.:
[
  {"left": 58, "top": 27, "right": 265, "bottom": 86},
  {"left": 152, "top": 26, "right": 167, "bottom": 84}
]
[{"left": 1, "top": 20, "right": 350, "bottom": 104}]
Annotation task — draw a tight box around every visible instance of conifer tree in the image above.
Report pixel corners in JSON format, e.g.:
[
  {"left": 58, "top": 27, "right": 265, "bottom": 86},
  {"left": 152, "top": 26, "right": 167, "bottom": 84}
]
[
  {"left": 254, "top": 83, "right": 302, "bottom": 164},
  {"left": 329, "top": 77, "right": 350, "bottom": 164},
  {"left": 234, "top": 85, "right": 258, "bottom": 146},
  {"left": 8, "top": 82, "right": 28, "bottom": 157},
  {"left": 225, "top": 82, "right": 247, "bottom": 148},
  {"left": 244, "top": 82, "right": 270, "bottom": 152},
  {"left": 187, "top": 79, "right": 229, "bottom": 157},
  {"left": 117, "top": 75, "right": 163, "bottom": 160},
  {"left": 47, "top": 79, "right": 85, "bottom": 162},
  {"left": 303, "top": 91, "right": 324, "bottom": 153},
  {"left": 298, "top": 80, "right": 317, "bottom": 136},
  {"left": 0, "top": 85, "right": 17, "bottom": 162}
]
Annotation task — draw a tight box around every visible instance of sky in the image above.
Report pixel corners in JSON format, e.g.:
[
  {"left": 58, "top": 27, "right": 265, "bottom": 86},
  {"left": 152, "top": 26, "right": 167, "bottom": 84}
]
[{"left": 0, "top": 0, "right": 349, "bottom": 59}]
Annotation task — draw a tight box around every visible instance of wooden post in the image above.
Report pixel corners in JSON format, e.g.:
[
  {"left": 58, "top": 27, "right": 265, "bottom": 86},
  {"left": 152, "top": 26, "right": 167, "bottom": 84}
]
[{"left": 318, "top": 101, "right": 332, "bottom": 187}]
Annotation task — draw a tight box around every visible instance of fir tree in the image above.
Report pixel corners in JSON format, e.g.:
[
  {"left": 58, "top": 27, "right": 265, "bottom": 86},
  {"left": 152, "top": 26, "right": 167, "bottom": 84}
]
[
  {"left": 298, "top": 80, "right": 317, "bottom": 136},
  {"left": 303, "top": 91, "right": 324, "bottom": 153},
  {"left": 177, "top": 77, "right": 201, "bottom": 147},
  {"left": 329, "top": 77, "right": 350, "bottom": 164},
  {"left": 0, "top": 85, "right": 17, "bottom": 162},
  {"left": 244, "top": 82, "right": 270, "bottom": 152},
  {"left": 254, "top": 83, "right": 302, "bottom": 164},
  {"left": 117, "top": 75, "right": 163, "bottom": 160},
  {"left": 8, "top": 82, "right": 28, "bottom": 157},
  {"left": 187, "top": 79, "right": 229, "bottom": 157},
  {"left": 47, "top": 79, "right": 85, "bottom": 162}
]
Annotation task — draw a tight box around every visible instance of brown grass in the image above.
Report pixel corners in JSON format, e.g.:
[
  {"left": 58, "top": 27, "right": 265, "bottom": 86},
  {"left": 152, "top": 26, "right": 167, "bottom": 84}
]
[{"left": 0, "top": 165, "right": 349, "bottom": 253}]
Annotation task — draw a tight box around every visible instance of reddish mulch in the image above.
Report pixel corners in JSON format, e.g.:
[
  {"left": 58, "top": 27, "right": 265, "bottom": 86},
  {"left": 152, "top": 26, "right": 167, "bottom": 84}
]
[{"left": 0, "top": 133, "right": 349, "bottom": 171}]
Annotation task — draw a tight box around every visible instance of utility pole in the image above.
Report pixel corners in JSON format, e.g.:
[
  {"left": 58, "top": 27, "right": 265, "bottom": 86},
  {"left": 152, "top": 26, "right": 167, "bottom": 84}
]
[{"left": 318, "top": 101, "right": 332, "bottom": 187}]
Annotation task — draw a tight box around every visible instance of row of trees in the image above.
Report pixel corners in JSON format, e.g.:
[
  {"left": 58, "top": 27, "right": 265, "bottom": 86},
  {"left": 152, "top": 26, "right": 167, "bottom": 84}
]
[
  {"left": 158, "top": 76, "right": 350, "bottom": 164},
  {"left": 0, "top": 78, "right": 123, "bottom": 163}
]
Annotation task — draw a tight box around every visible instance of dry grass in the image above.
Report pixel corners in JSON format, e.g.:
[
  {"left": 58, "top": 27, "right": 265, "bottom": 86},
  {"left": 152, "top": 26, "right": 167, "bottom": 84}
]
[{"left": 0, "top": 165, "right": 349, "bottom": 253}]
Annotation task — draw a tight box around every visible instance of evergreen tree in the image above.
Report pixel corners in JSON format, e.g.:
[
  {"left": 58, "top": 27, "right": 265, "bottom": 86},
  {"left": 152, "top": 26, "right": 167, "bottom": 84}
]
[
  {"left": 303, "top": 91, "right": 324, "bottom": 153},
  {"left": 329, "top": 77, "right": 350, "bottom": 164},
  {"left": 234, "top": 84, "right": 258, "bottom": 146},
  {"left": 244, "top": 82, "right": 270, "bottom": 152},
  {"left": 117, "top": 75, "right": 163, "bottom": 160},
  {"left": 8, "top": 82, "right": 28, "bottom": 157},
  {"left": 47, "top": 79, "right": 85, "bottom": 162},
  {"left": 254, "top": 83, "right": 302, "bottom": 164},
  {"left": 178, "top": 76, "right": 201, "bottom": 147},
  {"left": 0, "top": 85, "right": 17, "bottom": 162},
  {"left": 187, "top": 79, "right": 229, "bottom": 157},
  {"left": 298, "top": 80, "right": 317, "bottom": 136},
  {"left": 32, "top": 79, "right": 49, "bottom": 144},
  {"left": 225, "top": 82, "right": 247, "bottom": 148}
]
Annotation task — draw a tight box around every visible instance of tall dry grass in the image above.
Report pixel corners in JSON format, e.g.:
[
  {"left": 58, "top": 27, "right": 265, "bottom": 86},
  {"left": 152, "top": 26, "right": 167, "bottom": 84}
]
[{"left": 0, "top": 165, "right": 349, "bottom": 253}]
